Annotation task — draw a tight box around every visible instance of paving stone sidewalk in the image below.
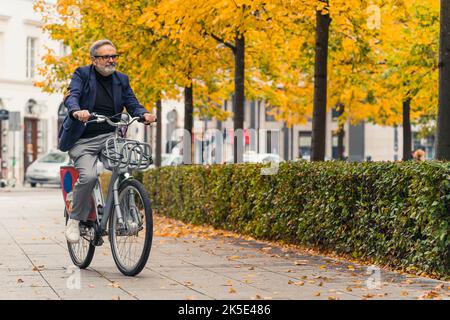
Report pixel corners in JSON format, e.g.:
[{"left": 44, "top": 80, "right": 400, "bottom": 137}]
[{"left": 0, "top": 186, "right": 449, "bottom": 300}]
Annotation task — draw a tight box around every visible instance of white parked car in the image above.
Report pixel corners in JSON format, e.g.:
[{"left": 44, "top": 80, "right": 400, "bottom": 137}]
[{"left": 25, "top": 150, "right": 70, "bottom": 187}]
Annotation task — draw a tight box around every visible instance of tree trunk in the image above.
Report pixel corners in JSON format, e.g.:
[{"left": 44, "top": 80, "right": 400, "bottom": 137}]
[
  {"left": 403, "top": 98, "right": 412, "bottom": 161},
  {"left": 336, "top": 103, "right": 345, "bottom": 160},
  {"left": 436, "top": 0, "right": 450, "bottom": 159},
  {"left": 155, "top": 99, "right": 162, "bottom": 167},
  {"left": 184, "top": 85, "right": 193, "bottom": 164},
  {"left": 311, "top": 2, "right": 331, "bottom": 161},
  {"left": 337, "top": 129, "right": 345, "bottom": 160},
  {"left": 234, "top": 33, "right": 245, "bottom": 163}
]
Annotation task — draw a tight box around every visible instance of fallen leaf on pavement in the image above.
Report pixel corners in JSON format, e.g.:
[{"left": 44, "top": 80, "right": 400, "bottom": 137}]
[
  {"left": 229, "top": 287, "right": 237, "bottom": 294},
  {"left": 435, "top": 284, "right": 444, "bottom": 291},
  {"left": 403, "top": 280, "right": 414, "bottom": 285},
  {"left": 288, "top": 280, "right": 304, "bottom": 286},
  {"left": 419, "top": 290, "right": 440, "bottom": 300},
  {"left": 401, "top": 291, "right": 408, "bottom": 296},
  {"left": 17, "top": 279, "right": 24, "bottom": 283},
  {"left": 108, "top": 282, "right": 121, "bottom": 288},
  {"left": 314, "top": 292, "right": 321, "bottom": 297},
  {"left": 32, "top": 265, "right": 44, "bottom": 271}
]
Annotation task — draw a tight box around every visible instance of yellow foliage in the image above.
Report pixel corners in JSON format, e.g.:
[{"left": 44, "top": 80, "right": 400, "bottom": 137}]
[{"left": 34, "top": 0, "right": 439, "bottom": 127}]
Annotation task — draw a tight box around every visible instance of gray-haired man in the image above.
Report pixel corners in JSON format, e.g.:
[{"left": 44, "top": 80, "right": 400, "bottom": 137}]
[{"left": 60, "top": 39, "right": 156, "bottom": 243}]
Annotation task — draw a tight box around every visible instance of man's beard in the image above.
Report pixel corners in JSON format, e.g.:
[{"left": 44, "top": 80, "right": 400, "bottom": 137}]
[{"left": 95, "top": 63, "right": 116, "bottom": 76}]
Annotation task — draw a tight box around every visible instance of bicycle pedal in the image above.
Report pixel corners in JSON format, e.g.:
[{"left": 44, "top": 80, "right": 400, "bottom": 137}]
[{"left": 94, "top": 236, "right": 104, "bottom": 246}]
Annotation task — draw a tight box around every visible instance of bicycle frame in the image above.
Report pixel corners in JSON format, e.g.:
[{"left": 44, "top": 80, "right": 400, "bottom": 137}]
[
  {"left": 96, "top": 127, "right": 136, "bottom": 237},
  {"left": 61, "top": 112, "right": 153, "bottom": 243},
  {"left": 97, "top": 168, "right": 125, "bottom": 232}
]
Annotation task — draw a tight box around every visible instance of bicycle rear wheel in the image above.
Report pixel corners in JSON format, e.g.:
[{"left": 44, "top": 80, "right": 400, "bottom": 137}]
[
  {"left": 65, "top": 208, "right": 96, "bottom": 269},
  {"left": 109, "top": 179, "right": 153, "bottom": 276}
]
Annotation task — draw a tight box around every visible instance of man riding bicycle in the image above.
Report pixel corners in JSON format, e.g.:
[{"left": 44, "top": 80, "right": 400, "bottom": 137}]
[{"left": 59, "top": 39, "right": 157, "bottom": 243}]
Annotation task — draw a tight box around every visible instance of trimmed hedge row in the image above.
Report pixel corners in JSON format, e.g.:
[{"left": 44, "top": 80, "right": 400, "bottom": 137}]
[{"left": 141, "top": 161, "right": 450, "bottom": 277}]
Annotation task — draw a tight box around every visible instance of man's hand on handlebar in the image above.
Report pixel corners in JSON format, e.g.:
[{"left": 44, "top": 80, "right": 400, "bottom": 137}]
[
  {"left": 73, "top": 110, "right": 91, "bottom": 122},
  {"left": 142, "top": 113, "right": 157, "bottom": 125}
]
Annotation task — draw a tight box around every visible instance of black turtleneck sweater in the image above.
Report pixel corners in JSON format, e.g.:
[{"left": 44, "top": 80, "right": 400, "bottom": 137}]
[{"left": 80, "top": 69, "right": 116, "bottom": 139}]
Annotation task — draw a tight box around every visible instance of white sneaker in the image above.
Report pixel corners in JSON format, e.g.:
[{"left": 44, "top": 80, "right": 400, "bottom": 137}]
[{"left": 65, "top": 219, "right": 80, "bottom": 243}]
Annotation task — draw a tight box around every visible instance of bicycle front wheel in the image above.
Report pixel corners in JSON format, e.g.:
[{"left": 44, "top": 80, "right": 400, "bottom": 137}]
[
  {"left": 65, "top": 208, "right": 95, "bottom": 269},
  {"left": 109, "top": 179, "right": 153, "bottom": 276}
]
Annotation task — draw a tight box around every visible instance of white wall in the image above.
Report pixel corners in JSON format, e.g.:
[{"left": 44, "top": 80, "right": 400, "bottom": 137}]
[{"left": 0, "top": 0, "right": 63, "bottom": 184}]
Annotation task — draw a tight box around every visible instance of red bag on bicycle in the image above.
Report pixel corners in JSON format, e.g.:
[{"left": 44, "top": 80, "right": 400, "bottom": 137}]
[{"left": 60, "top": 166, "right": 97, "bottom": 221}]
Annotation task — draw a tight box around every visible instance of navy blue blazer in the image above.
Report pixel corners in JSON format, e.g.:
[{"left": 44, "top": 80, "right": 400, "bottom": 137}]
[{"left": 58, "top": 65, "right": 148, "bottom": 152}]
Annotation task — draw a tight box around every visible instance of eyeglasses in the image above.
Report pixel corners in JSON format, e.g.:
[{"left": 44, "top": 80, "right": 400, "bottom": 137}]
[{"left": 93, "top": 54, "right": 120, "bottom": 61}]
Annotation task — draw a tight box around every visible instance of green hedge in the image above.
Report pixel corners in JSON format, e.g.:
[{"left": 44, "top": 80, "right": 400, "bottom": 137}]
[{"left": 142, "top": 161, "right": 450, "bottom": 277}]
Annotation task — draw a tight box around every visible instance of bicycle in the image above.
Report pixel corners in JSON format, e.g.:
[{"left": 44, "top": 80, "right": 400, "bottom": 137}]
[{"left": 60, "top": 112, "right": 154, "bottom": 276}]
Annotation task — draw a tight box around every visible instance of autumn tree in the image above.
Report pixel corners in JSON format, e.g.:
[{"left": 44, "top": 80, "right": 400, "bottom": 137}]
[
  {"left": 437, "top": 0, "right": 450, "bottom": 160},
  {"left": 151, "top": 0, "right": 314, "bottom": 163},
  {"left": 368, "top": 1, "right": 439, "bottom": 160},
  {"left": 35, "top": 0, "right": 231, "bottom": 165}
]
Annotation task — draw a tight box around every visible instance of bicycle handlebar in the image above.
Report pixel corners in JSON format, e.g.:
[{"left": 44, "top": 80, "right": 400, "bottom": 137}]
[{"left": 84, "top": 113, "right": 157, "bottom": 127}]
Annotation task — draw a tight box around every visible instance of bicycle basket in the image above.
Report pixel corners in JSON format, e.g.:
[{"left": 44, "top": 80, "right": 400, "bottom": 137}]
[{"left": 101, "top": 137, "right": 153, "bottom": 171}]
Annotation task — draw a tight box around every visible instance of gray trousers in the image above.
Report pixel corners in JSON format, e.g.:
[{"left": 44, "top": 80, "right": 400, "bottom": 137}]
[{"left": 68, "top": 132, "right": 114, "bottom": 221}]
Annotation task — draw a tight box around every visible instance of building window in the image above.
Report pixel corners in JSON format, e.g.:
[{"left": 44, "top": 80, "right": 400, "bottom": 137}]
[
  {"left": 298, "top": 131, "right": 311, "bottom": 160},
  {"left": 332, "top": 134, "right": 338, "bottom": 159},
  {"left": 413, "top": 133, "right": 435, "bottom": 160},
  {"left": 331, "top": 108, "right": 340, "bottom": 121},
  {"left": 265, "top": 106, "right": 276, "bottom": 122},
  {"left": 266, "top": 130, "right": 279, "bottom": 154},
  {"left": 26, "top": 37, "right": 37, "bottom": 79}
]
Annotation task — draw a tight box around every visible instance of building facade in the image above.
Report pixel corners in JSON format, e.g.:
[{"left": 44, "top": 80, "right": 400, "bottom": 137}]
[
  {"left": 0, "top": 0, "right": 64, "bottom": 185},
  {"left": 152, "top": 98, "right": 435, "bottom": 164}
]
